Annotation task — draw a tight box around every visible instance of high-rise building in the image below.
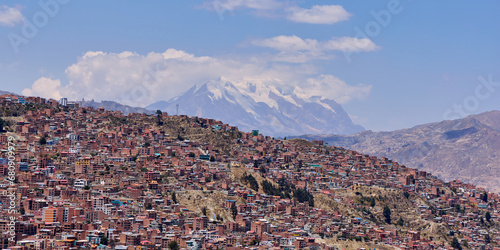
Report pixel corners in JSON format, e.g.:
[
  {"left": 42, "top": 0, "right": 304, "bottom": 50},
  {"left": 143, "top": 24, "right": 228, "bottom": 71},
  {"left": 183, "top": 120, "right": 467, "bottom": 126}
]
[
  {"left": 42, "top": 207, "right": 58, "bottom": 224},
  {"left": 42, "top": 207, "right": 74, "bottom": 223},
  {"left": 59, "top": 98, "right": 68, "bottom": 106}
]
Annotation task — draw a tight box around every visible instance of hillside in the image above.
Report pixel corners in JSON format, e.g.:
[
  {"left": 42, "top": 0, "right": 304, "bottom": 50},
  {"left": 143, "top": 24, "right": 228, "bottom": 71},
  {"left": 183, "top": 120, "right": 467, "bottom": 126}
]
[
  {"left": 0, "top": 97, "right": 498, "bottom": 249},
  {"left": 298, "top": 111, "right": 500, "bottom": 193}
]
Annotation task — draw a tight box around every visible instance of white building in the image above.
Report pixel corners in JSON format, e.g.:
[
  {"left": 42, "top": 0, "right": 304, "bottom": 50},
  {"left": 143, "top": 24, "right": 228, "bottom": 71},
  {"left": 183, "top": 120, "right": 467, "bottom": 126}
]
[{"left": 74, "top": 179, "right": 89, "bottom": 189}]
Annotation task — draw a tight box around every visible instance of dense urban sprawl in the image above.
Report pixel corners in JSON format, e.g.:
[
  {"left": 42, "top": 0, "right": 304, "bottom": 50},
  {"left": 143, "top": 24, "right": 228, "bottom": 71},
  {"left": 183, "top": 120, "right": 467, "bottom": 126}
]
[{"left": 0, "top": 94, "right": 499, "bottom": 250}]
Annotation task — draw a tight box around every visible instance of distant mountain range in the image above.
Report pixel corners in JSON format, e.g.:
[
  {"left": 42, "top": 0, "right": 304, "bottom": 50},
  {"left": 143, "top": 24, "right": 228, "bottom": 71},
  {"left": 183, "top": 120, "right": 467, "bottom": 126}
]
[
  {"left": 147, "top": 79, "right": 363, "bottom": 137},
  {"left": 296, "top": 111, "right": 500, "bottom": 193},
  {"left": 0, "top": 90, "right": 18, "bottom": 96},
  {"left": 78, "top": 100, "right": 155, "bottom": 115}
]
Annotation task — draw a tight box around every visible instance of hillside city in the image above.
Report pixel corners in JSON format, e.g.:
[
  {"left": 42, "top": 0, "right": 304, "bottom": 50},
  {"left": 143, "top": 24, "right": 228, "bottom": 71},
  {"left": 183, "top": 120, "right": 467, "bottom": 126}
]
[{"left": 0, "top": 94, "right": 499, "bottom": 250}]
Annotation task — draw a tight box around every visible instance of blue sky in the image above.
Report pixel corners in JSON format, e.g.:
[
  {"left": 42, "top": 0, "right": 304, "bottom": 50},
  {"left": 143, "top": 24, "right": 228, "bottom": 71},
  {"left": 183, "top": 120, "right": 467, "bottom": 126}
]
[{"left": 0, "top": 0, "right": 499, "bottom": 132}]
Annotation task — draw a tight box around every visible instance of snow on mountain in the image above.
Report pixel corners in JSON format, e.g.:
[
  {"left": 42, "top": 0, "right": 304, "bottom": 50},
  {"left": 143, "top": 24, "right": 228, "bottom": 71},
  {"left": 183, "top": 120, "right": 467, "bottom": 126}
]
[{"left": 147, "top": 79, "right": 364, "bottom": 136}]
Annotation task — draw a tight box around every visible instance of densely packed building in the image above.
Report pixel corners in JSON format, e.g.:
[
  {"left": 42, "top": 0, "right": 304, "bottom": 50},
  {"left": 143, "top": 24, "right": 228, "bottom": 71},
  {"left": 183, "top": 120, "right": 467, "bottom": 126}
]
[{"left": 0, "top": 94, "right": 498, "bottom": 250}]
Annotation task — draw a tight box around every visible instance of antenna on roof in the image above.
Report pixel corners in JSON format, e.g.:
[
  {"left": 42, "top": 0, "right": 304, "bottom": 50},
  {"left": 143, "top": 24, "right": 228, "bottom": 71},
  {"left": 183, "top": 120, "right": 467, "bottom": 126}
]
[{"left": 176, "top": 104, "right": 179, "bottom": 116}]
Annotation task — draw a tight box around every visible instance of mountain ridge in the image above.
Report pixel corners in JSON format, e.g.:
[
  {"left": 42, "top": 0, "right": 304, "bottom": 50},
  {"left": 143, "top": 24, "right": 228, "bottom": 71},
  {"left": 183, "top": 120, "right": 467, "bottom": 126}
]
[
  {"left": 296, "top": 110, "right": 500, "bottom": 193},
  {"left": 78, "top": 99, "right": 155, "bottom": 115},
  {"left": 147, "top": 79, "right": 364, "bottom": 137}
]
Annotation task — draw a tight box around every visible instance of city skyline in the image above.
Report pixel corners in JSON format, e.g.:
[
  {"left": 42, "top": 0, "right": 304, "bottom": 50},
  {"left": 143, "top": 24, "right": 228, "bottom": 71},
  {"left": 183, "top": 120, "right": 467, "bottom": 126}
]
[{"left": 1, "top": 0, "right": 499, "bottom": 132}]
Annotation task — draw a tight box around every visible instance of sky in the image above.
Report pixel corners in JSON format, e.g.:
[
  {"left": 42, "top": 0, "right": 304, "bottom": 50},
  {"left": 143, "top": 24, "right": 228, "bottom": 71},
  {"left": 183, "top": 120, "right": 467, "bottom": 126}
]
[{"left": 0, "top": 0, "right": 499, "bottom": 132}]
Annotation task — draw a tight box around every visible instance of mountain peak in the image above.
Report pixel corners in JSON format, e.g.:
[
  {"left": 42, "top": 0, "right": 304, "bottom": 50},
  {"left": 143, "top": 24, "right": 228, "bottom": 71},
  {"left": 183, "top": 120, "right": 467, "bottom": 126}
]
[{"left": 147, "top": 79, "right": 364, "bottom": 136}]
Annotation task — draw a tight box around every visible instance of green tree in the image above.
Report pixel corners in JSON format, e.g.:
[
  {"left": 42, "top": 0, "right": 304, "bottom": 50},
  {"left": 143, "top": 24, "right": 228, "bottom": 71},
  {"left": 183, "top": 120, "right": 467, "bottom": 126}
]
[
  {"left": 171, "top": 191, "right": 178, "bottom": 204},
  {"left": 262, "top": 180, "right": 284, "bottom": 197},
  {"left": 189, "top": 152, "right": 195, "bottom": 158},
  {"left": 39, "top": 135, "right": 47, "bottom": 145},
  {"left": 259, "top": 165, "right": 266, "bottom": 174},
  {"left": 398, "top": 217, "right": 404, "bottom": 226},
  {"left": 480, "top": 192, "right": 488, "bottom": 202},
  {"left": 403, "top": 191, "right": 410, "bottom": 199},
  {"left": 156, "top": 110, "right": 163, "bottom": 125},
  {"left": 231, "top": 203, "right": 238, "bottom": 220},
  {"left": 168, "top": 240, "right": 180, "bottom": 250},
  {"left": 292, "top": 188, "right": 314, "bottom": 207},
  {"left": 209, "top": 155, "right": 215, "bottom": 162},
  {"left": 370, "top": 197, "right": 376, "bottom": 207},
  {"left": 145, "top": 203, "right": 152, "bottom": 210},
  {"left": 253, "top": 160, "right": 259, "bottom": 169},
  {"left": 20, "top": 207, "right": 25, "bottom": 215},
  {"left": 0, "top": 118, "right": 7, "bottom": 133},
  {"left": 241, "top": 173, "right": 259, "bottom": 191},
  {"left": 84, "top": 185, "right": 90, "bottom": 190},
  {"left": 201, "top": 207, "right": 207, "bottom": 216},
  {"left": 485, "top": 234, "right": 491, "bottom": 244},
  {"left": 485, "top": 211, "right": 491, "bottom": 222},
  {"left": 101, "top": 236, "right": 108, "bottom": 245},
  {"left": 451, "top": 237, "right": 462, "bottom": 250},
  {"left": 383, "top": 206, "right": 391, "bottom": 224},
  {"left": 205, "top": 176, "right": 212, "bottom": 183}
]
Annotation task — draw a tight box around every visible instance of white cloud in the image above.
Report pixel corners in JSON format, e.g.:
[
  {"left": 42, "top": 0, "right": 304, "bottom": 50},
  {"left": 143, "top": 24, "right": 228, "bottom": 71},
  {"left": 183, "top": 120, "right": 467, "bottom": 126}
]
[
  {"left": 23, "top": 49, "right": 371, "bottom": 107},
  {"left": 202, "top": 1, "right": 351, "bottom": 24},
  {"left": 252, "top": 35, "right": 379, "bottom": 62},
  {"left": 252, "top": 35, "right": 319, "bottom": 52},
  {"left": 0, "top": 5, "right": 24, "bottom": 27},
  {"left": 22, "top": 77, "right": 63, "bottom": 100},
  {"left": 24, "top": 49, "right": 309, "bottom": 107},
  {"left": 204, "top": 0, "right": 283, "bottom": 12},
  {"left": 286, "top": 5, "right": 351, "bottom": 24},
  {"left": 324, "top": 37, "right": 379, "bottom": 52},
  {"left": 296, "top": 75, "right": 372, "bottom": 104}
]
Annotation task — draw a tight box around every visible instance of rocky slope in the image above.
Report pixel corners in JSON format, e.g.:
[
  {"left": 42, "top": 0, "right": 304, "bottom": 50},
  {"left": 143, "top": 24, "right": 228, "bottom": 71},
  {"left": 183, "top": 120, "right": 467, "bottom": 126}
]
[{"left": 298, "top": 111, "right": 500, "bottom": 193}]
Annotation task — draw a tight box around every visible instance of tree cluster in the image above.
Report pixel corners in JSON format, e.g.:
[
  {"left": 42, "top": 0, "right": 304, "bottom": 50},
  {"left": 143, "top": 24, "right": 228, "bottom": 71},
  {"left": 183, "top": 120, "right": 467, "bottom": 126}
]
[
  {"left": 383, "top": 205, "right": 391, "bottom": 224},
  {"left": 241, "top": 173, "right": 259, "bottom": 191},
  {"left": 292, "top": 188, "right": 314, "bottom": 207}
]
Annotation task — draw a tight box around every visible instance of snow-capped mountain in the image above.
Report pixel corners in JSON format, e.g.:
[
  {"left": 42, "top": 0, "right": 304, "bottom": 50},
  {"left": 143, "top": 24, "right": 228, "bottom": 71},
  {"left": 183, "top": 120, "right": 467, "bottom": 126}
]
[{"left": 147, "top": 79, "right": 364, "bottom": 136}]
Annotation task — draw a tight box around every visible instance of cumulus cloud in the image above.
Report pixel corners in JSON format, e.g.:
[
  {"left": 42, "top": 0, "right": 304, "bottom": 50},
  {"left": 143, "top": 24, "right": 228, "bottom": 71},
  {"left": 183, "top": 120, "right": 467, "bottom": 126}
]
[
  {"left": 24, "top": 49, "right": 311, "bottom": 107},
  {"left": 252, "top": 35, "right": 379, "bottom": 62},
  {"left": 286, "top": 5, "right": 351, "bottom": 24},
  {"left": 0, "top": 5, "right": 24, "bottom": 27},
  {"left": 22, "top": 77, "right": 63, "bottom": 100},
  {"left": 296, "top": 75, "right": 372, "bottom": 104},
  {"left": 23, "top": 49, "right": 371, "bottom": 107}
]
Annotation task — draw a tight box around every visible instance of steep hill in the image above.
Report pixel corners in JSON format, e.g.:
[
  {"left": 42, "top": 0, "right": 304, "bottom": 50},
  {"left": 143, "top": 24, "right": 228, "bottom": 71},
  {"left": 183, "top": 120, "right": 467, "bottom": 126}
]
[{"left": 298, "top": 111, "right": 500, "bottom": 193}]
